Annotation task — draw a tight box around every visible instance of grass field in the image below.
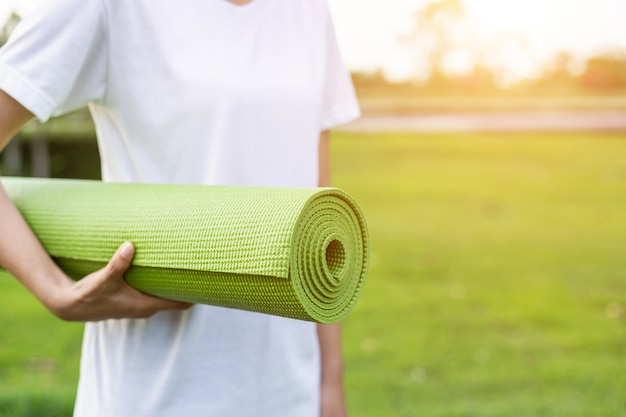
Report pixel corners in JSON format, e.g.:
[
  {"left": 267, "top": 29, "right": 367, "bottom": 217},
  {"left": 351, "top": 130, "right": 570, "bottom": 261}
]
[{"left": 2, "top": 131, "right": 626, "bottom": 416}]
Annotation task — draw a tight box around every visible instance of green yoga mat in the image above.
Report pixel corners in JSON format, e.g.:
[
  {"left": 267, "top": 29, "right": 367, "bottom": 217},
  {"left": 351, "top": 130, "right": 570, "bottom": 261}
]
[{"left": 3, "top": 177, "right": 369, "bottom": 323}]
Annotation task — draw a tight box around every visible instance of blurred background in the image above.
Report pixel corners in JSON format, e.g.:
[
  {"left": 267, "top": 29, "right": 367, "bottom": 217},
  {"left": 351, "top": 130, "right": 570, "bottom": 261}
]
[{"left": 1, "top": 1, "right": 626, "bottom": 416}]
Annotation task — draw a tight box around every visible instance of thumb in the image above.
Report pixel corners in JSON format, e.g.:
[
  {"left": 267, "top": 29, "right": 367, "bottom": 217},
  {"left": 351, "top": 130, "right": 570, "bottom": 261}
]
[{"left": 105, "top": 241, "right": 135, "bottom": 277}]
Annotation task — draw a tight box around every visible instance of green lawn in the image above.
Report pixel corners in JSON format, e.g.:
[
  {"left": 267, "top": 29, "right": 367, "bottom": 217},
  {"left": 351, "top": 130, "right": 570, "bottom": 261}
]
[{"left": 2, "top": 131, "right": 626, "bottom": 416}]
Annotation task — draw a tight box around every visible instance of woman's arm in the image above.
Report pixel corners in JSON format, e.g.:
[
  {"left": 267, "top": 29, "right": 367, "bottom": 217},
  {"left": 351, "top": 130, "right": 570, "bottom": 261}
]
[
  {"left": 317, "top": 130, "right": 348, "bottom": 417},
  {"left": 0, "top": 90, "right": 190, "bottom": 321}
]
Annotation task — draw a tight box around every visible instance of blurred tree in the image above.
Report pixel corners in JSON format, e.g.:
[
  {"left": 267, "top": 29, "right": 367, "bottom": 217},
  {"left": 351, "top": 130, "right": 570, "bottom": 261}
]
[
  {"left": 399, "top": 0, "right": 541, "bottom": 92},
  {"left": 480, "top": 33, "right": 534, "bottom": 88},
  {"left": 580, "top": 53, "right": 626, "bottom": 92},
  {"left": 528, "top": 51, "right": 583, "bottom": 95},
  {"left": 400, "top": 0, "right": 475, "bottom": 79}
]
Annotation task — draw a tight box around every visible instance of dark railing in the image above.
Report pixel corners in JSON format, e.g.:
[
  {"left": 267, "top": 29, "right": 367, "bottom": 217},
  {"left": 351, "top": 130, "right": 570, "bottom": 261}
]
[{"left": 1, "top": 108, "right": 99, "bottom": 178}]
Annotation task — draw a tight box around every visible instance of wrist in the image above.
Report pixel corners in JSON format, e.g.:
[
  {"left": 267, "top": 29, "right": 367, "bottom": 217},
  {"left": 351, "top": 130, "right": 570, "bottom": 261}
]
[{"left": 37, "top": 268, "right": 77, "bottom": 320}]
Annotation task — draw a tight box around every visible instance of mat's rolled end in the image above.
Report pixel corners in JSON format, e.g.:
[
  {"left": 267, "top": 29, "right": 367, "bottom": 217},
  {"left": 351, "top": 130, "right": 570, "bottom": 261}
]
[{"left": 291, "top": 189, "right": 369, "bottom": 324}]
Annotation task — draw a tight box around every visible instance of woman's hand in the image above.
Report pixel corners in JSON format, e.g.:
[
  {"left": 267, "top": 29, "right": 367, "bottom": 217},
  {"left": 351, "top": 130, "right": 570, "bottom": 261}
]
[{"left": 52, "top": 242, "right": 192, "bottom": 322}]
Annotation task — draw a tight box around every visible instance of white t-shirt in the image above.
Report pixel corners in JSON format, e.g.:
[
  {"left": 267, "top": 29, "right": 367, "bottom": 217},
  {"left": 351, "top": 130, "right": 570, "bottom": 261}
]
[{"left": 0, "top": 0, "right": 360, "bottom": 416}]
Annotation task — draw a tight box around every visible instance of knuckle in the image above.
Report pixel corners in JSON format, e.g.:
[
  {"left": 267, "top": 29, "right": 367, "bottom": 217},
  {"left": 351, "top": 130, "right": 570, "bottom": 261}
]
[
  {"left": 138, "top": 308, "right": 157, "bottom": 319},
  {"left": 105, "top": 259, "right": 121, "bottom": 276},
  {"left": 106, "top": 256, "right": 129, "bottom": 277},
  {"left": 130, "top": 302, "right": 157, "bottom": 319},
  {"left": 51, "top": 306, "right": 74, "bottom": 321}
]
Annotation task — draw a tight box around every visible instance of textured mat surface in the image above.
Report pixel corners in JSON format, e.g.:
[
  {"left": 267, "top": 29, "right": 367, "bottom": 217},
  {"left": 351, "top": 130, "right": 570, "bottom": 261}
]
[{"left": 3, "top": 177, "right": 369, "bottom": 323}]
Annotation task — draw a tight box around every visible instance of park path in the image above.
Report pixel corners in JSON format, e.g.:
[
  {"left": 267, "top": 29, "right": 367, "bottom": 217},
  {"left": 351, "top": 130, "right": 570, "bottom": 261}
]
[{"left": 340, "top": 111, "right": 626, "bottom": 132}]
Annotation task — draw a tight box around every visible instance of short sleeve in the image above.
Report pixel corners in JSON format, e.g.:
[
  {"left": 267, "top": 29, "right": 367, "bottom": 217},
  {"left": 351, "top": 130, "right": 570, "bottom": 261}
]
[
  {"left": 0, "top": 0, "right": 107, "bottom": 122},
  {"left": 320, "top": 4, "right": 360, "bottom": 130}
]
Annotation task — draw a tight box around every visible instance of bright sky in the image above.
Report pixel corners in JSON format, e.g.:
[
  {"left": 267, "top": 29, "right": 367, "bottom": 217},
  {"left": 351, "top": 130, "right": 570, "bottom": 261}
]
[{"left": 2, "top": 0, "right": 626, "bottom": 80}]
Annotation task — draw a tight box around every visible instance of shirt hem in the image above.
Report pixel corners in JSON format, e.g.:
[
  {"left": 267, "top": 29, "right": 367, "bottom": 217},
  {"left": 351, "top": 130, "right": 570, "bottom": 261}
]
[
  {"left": 0, "top": 61, "right": 56, "bottom": 122},
  {"left": 321, "top": 100, "right": 360, "bottom": 130}
]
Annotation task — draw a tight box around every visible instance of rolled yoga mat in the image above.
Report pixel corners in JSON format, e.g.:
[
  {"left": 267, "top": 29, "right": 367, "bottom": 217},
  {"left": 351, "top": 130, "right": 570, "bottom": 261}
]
[{"left": 3, "top": 177, "right": 369, "bottom": 323}]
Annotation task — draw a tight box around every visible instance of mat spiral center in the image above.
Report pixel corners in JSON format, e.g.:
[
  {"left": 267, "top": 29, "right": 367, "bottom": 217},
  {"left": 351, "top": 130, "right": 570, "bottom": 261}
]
[{"left": 325, "top": 239, "right": 346, "bottom": 280}]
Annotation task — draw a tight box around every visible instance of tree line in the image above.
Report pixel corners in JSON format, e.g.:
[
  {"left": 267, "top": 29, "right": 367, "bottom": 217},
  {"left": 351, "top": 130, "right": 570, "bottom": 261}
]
[{"left": 352, "top": 52, "right": 626, "bottom": 97}]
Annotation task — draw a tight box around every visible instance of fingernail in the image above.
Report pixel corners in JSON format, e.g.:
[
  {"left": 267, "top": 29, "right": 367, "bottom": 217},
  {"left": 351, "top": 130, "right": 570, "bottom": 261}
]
[{"left": 120, "top": 242, "right": 134, "bottom": 259}]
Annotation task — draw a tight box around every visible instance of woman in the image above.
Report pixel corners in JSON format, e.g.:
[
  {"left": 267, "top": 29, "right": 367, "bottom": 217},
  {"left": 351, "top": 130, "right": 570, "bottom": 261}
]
[{"left": 0, "top": 0, "right": 359, "bottom": 416}]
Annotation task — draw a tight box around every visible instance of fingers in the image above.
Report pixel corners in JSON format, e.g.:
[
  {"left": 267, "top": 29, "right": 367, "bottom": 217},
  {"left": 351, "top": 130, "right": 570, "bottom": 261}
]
[
  {"left": 116, "top": 289, "right": 193, "bottom": 320},
  {"left": 105, "top": 242, "right": 193, "bottom": 315},
  {"left": 150, "top": 298, "right": 193, "bottom": 311},
  {"left": 135, "top": 296, "right": 193, "bottom": 317},
  {"left": 66, "top": 241, "right": 194, "bottom": 321},
  {"left": 106, "top": 241, "right": 135, "bottom": 277}
]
